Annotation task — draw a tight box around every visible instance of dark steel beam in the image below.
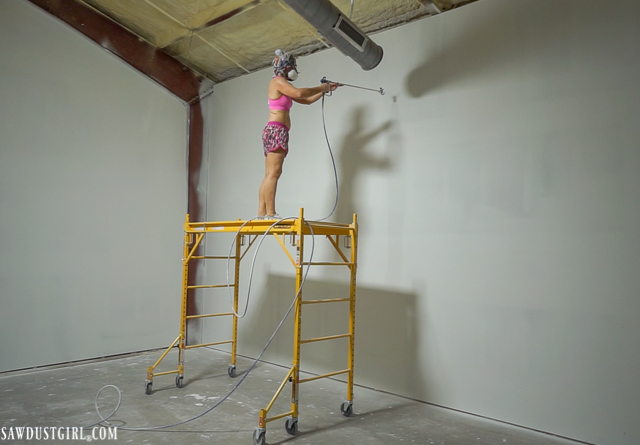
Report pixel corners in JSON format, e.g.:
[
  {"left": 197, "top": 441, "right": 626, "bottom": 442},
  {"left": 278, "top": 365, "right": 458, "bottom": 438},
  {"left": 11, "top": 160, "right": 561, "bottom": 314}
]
[
  {"left": 186, "top": 101, "right": 206, "bottom": 343},
  {"left": 27, "top": 0, "right": 213, "bottom": 103}
]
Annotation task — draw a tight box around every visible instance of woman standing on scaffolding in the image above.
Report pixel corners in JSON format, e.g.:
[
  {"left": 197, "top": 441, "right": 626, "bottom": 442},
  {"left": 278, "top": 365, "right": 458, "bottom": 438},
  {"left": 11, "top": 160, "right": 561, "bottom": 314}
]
[{"left": 257, "top": 49, "right": 340, "bottom": 219}]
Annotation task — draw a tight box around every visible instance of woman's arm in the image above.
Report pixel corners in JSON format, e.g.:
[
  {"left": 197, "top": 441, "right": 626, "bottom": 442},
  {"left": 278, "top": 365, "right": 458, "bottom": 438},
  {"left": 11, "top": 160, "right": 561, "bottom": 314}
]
[
  {"left": 273, "top": 76, "right": 335, "bottom": 101},
  {"left": 292, "top": 91, "right": 326, "bottom": 105}
]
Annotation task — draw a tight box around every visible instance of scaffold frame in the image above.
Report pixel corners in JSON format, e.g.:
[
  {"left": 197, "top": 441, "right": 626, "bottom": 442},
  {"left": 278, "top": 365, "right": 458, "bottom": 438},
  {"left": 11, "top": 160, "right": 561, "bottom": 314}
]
[{"left": 144, "top": 208, "right": 358, "bottom": 445}]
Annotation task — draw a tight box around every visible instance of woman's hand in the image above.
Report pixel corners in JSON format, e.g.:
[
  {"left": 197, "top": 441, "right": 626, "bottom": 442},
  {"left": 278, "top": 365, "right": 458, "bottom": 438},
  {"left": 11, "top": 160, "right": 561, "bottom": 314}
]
[
  {"left": 323, "top": 82, "right": 340, "bottom": 92},
  {"left": 321, "top": 82, "right": 340, "bottom": 93}
]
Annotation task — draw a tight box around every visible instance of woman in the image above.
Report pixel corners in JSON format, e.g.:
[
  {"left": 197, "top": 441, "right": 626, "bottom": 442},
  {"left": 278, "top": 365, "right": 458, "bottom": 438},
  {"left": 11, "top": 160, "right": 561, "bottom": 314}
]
[{"left": 257, "top": 49, "right": 340, "bottom": 219}]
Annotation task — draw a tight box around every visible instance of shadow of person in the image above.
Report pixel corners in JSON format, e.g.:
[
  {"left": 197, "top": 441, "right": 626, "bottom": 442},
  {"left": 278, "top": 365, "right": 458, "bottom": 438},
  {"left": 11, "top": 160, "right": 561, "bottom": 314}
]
[
  {"left": 405, "top": 4, "right": 531, "bottom": 98},
  {"left": 334, "top": 106, "right": 393, "bottom": 224}
]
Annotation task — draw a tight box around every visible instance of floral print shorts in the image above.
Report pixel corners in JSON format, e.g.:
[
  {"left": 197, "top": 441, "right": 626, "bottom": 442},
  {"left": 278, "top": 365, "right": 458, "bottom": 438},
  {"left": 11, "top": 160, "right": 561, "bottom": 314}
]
[{"left": 262, "top": 122, "right": 289, "bottom": 156}]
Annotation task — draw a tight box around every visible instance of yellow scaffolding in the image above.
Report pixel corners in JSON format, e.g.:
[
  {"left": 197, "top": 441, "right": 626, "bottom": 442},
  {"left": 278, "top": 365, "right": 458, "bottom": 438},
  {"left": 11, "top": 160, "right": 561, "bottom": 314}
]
[{"left": 144, "top": 208, "right": 358, "bottom": 444}]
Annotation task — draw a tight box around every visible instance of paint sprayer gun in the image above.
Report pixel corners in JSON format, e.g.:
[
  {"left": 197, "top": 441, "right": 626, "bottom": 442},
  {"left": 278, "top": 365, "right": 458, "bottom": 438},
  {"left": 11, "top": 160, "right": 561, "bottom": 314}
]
[{"left": 321, "top": 77, "right": 385, "bottom": 95}]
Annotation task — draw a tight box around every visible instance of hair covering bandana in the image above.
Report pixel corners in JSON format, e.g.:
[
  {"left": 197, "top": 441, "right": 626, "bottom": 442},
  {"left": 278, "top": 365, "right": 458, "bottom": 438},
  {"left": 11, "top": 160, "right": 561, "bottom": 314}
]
[{"left": 273, "top": 49, "right": 296, "bottom": 76}]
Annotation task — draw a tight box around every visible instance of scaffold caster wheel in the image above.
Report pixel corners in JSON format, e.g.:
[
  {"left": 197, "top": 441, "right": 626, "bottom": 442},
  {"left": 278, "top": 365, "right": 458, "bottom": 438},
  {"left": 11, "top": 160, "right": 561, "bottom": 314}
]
[
  {"left": 175, "top": 375, "right": 184, "bottom": 388},
  {"left": 340, "top": 401, "right": 353, "bottom": 417},
  {"left": 228, "top": 365, "right": 237, "bottom": 378},
  {"left": 285, "top": 417, "right": 298, "bottom": 435},
  {"left": 252, "top": 429, "right": 266, "bottom": 445},
  {"left": 145, "top": 381, "right": 153, "bottom": 395}
]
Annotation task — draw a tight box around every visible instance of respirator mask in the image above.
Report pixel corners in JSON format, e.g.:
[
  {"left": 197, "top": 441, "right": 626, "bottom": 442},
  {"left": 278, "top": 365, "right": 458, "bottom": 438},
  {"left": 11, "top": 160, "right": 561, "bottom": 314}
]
[{"left": 286, "top": 69, "right": 299, "bottom": 81}]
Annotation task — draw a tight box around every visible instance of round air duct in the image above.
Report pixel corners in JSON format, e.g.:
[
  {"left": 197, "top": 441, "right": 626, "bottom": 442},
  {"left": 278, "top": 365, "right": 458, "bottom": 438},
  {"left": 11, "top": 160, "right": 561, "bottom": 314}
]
[{"left": 282, "top": 0, "right": 383, "bottom": 70}]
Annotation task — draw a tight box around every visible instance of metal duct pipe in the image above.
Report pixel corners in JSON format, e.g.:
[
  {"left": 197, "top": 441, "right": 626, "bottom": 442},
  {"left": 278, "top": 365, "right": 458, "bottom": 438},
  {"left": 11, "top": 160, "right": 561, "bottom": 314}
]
[
  {"left": 419, "top": 0, "right": 442, "bottom": 15},
  {"left": 282, "top": 0, "right": 383, "bottom": 70}
]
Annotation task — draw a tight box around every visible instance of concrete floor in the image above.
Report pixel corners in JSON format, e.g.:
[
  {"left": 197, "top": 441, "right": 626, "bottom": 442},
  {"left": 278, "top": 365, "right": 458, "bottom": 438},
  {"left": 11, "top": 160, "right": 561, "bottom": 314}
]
[{"left": 0, "top": 348, "right": 584, "bottom": 445}]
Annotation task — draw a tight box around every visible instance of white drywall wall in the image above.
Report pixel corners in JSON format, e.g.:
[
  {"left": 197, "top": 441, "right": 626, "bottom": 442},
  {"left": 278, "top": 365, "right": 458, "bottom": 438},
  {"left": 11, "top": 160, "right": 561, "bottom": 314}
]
[
  {"left": 200, "top": 1, "right": 640, "bottom": 444},
  {"left": 0, "top": 1, "right": 186, "bottom": 371}
]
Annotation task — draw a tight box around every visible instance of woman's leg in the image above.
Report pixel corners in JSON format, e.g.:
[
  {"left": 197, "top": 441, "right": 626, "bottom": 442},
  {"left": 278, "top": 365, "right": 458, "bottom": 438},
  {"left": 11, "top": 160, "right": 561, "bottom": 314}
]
[{"left": 258, "top": 148, "right": 286, "bottom": 216}]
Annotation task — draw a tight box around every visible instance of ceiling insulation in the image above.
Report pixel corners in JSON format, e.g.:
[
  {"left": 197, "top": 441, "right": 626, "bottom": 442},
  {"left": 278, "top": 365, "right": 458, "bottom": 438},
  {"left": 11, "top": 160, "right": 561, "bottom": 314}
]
[{"left": 77, "top": 0, "right": 478, "bottom": 83}]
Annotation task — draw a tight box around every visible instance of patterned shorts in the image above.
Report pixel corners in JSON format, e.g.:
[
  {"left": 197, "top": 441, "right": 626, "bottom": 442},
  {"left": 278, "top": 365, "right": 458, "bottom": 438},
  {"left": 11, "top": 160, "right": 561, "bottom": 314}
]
[{"left": 263, "top": 122, "right": 289, "bottom": 156}]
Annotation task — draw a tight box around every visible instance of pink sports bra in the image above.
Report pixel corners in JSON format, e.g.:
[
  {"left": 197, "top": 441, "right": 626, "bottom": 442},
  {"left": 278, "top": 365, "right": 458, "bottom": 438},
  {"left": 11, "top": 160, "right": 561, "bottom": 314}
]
[{"left": 268, "top": 94, "right": 293, "bottom": 111}]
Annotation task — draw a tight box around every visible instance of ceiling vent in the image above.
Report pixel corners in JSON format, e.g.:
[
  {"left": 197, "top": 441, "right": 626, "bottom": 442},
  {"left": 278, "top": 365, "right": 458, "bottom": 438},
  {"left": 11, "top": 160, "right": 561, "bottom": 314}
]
[{"left": 282, "top": 0, "right": 383, "bottom": 70}]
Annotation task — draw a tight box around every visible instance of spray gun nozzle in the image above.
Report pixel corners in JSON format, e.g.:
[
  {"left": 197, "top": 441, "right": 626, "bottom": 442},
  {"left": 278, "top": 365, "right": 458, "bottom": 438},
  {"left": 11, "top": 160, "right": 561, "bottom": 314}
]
[{"left": 320, "top": 77, "right": 384, "bottom": 95}]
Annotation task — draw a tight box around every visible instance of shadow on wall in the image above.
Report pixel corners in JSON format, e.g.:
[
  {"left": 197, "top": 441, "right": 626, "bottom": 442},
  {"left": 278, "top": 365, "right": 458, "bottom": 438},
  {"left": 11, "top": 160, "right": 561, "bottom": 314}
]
[
  {"left": 334, "top": 106, "right": 393, "bottom": 224},
  {"left": 241, "top": 273, "right": 426, "bottom": 398},
  {"left": 405, "top": 4, "right": 525, "bottom": 97}
]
